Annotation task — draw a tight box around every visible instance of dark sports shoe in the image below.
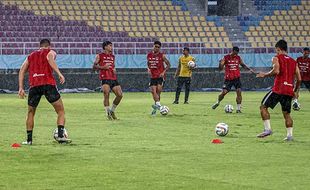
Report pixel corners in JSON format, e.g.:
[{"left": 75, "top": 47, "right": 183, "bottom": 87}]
[
  {"left": 236, "top": 110, "right": 242, "bottom": 113},
  {"left": 184, "top": 101, "right": 189, "bottom": 104},
  {"left": 173, "top": 101, "right": 179, "bottom": 104},
  {"left": 22, "top": 141, "right": 32, "bottom": 145},
  {"left": 212, "top": 102, "right": 219, "bottom": 109},
  {"left": 56, "top": 137, "right": 72, "bottom": 144},
  {"left": 107, "top": 110, "right": 113, "bottom": 120},
  {"left": 110, "top": 111, "right": 118, "bottom": 120},
  {"left": 283, "top": 136, "right": 294, "bottom": 141},
  {"left": 151, "top": 104, "right": 158, "bottom": 116},
  {"left": 256, "top": 130, "right": 273, "bottom": 138}
]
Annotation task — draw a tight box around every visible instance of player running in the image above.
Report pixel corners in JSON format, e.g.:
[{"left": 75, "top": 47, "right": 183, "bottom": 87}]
[
  {"left": 211, "top": 46, "right": 254, "bottom": 113},
  {"left": 18, "top": 39, "right": 71, "bottom": 145},
  {"left": 292, "top": 47, "right": 310, "bottom": 109},
  {"left": 147, "top": 41, "right": 171, "bottom": 115},
  {"left": 256, "top": 40, "right": 301, "bottom": 141},
  {"left": 93, "top": 41, "right": 123, "bottom": 120},
  {"left": 173, "top": 47, "right": 196, "bottom": 104}
]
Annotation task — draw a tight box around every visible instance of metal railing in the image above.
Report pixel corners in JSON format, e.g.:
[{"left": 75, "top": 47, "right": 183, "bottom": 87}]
[{"left": 0, "top": 41, "right": 306, "bottom": 55}]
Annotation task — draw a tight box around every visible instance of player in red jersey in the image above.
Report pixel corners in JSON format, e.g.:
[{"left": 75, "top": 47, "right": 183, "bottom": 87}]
[
  {"left": 18, "top": 39, "right": 71, "bottom": 145},
  {"left": 212, "top": 46, "right": 254, "bottom": 113},
  {"left": 147, "top": 41, "right": 171, "bottom": 115},
  {"left": 93, "top": 41, "right": 123, "bottom": 120},
  {"left": 256, "top": 40, "right": 301, "bottom": 141},
  {"left": 292, "top": 47, "right": 310, "bottom": 109}
]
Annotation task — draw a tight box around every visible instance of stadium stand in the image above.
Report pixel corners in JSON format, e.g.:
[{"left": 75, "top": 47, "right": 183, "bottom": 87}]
[
  {"left": 0, "top": 0, "right": 308, "bottom": 55},
  {"left": 0, "top": 0, "right": 231, "bottom": 49},
  {"left": 245, "top": 0, "right": 310, "bottom": 48}
]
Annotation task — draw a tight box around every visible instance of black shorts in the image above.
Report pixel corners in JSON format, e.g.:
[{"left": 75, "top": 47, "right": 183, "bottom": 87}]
[
  {"left": 223, "top": 78, "right": 242, "bottom": 91},
  {"left": 28, "top": 85, "right": 61, "bottom": 107},
  {"left": 149, "top": 77, "right": 164, "bottom": 86},
  {"left": 301, "top": 80, "right": 310, "bottom": 90},
  {"left": 177, "top": 77, "right": 191, "bottom": 88},
  {"left": 261, "top": 91, "right": 293, "bottom": 113},
  {"left": 101, "top": 80, "right": 120, "bottom": 89}
]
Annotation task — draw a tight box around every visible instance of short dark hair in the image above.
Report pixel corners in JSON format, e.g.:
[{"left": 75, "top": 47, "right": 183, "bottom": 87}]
[
  {"left": 303, "top": 47, "right": 310, "bottom": 51},
  {"left": 183, "top": 47, "right": 190, "bottom": 52},
  {"left": 154, "top": 41, "right": 161, "bottom": 47},
  {"left": 40, "top": 39, "right": 50, "bottom": 47},
  {"left": 232, "top": 46, "right": 239, "bottom": 52},
  {"left": 275, "top": 40, "right": 288, "bottom": 52},
  {"left": 102, "top": 41, "right": 112, "bottom": 49}
]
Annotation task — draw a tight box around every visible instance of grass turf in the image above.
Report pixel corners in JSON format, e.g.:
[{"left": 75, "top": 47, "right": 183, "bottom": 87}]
[{"left": 0, "top": 91, "right": 310, "bottom": 190}]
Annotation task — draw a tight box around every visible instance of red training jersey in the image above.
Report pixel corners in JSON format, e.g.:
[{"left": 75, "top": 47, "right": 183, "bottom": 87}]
[
  {"left": 296, "top": 56, "right": 310, "bottom": 81},
  {"left": 223, "top": 54, "right": 241, "bottom": 80},
  {"left": 272, "top": 54, "right": 297, "bottom": 97},
  {"left": 98, "top": 53, "right": 117, "bottom": 80},
  {"left": 28, "top": 48, "right": 56, "bottom": 88},
  {"left": 147, "top": 51, "right": 165, "bottom": 79}
]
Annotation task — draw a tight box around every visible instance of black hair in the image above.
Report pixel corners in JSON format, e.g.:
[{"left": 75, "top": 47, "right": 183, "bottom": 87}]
[
  {"left": 154, "top": 41, "right": 161, "bottom": 47},
  {"left": 275, "top": 40, "right": 288, "bottom": 52},
  {"left": 183, "top": 47, "right": 190, "bottom": 52},
  {"left": 40, "top": 39, "right": 51, "bottom": 47},
  {"left": 303, "top": 47, "right": 310, "bottom": 51},
  {"left": 102, "top": 41, "right": 112, "bottom": 49},
  {"left": 232, "top": 46, "right": 239, "bottom": 52}
]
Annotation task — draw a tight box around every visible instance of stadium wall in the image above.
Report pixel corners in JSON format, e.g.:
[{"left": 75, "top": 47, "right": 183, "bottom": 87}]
[
  {"left": 0, "top": 68, "right": 274, "bottom": 92},
  {"left": 0, "top": 53, "right": 302, "bottom": 69}
]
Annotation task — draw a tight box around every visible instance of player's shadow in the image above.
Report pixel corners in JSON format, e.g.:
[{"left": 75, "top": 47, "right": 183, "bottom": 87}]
[{"left": 163, "top": 113, "right": 209, "bottom": 117}]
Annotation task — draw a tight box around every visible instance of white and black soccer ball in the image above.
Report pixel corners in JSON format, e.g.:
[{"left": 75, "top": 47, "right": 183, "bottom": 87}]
[
  {"left": 53, "top": 128, "right": 68, "bottom": 141},
  {"left": 188, "top": 61, "right": 196, "bottom": 69},
  {"left": 215, "top": 123, "right": 229, "bottom": 137},
  {"left": 159, "top": 105, "right": 169, "bottom": 115},
  {"left": 224, "top": 104, "right": 234, "bottom": 113},
  {"left": 292, "top": 101, "right": 301, "bottom": 111}
]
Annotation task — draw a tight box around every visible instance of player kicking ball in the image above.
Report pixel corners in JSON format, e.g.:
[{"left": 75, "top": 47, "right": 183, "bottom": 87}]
[
  {"left": 147, "top": 41, "right": 171, "bottom": 115},
  {"left": 93, "top": 41, "right": 123, "bottom": 120},
  {"left": 256, "top": 40, "right": 301, "bottom": 141},
  {"left": 212, "top": 46, "right": 254, "bottom": 113},
  {"left": 292, "top": 47, "right": 310, "bottom": 110},
  {"left": 18, "top": 39, "right": 71, "bottom": 145}
]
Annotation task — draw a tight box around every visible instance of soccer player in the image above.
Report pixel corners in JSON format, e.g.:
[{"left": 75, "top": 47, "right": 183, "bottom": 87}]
[
  {"left": 147, "top": 41, "right": 171, "bottom": 115},
  {"left": 292, "top": 47, "right": 310, "bottom": 107},
  {"left": 173, "top": 47, "right": 195, "bottom": 104},
  {"left": 93, "top": 41, "right": 123, "bottom": 120},
  {"left": 256, "top": 40, "right": 301, "bottom": 141},
  {"left": 211, "top": 46, "right": 254, "bottom": 113},
  {"left": 18, "top": 39, "right": 71, "bottom": 145}
]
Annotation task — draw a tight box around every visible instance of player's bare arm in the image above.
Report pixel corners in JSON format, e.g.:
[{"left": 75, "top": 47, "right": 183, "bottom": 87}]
[
  {"left": 47, "top": 51, "right": 65, "bottom": 84},
  {"left": 256, "top": 57, "right": 280, "bottom": 78},
  {"left": 161, "top": 54, "right": 171, "bottom": 77},
  {"left": 92, "top": 54, "right": 100, "bottom": 70},
  {"left": 18, "top": 58, "right": 29, "bottom": 98},
  {"left": 240, "top": 59, "right": 255, "bottom": 73},
  {"left": 93, "top": 54, "right": 111, "bottom": 70},
  {"left": 219, "top": 59, "right": 225, "bottom": 70},
  {"left": 294, "top": 66, "right": 302, "bottom": 98}
]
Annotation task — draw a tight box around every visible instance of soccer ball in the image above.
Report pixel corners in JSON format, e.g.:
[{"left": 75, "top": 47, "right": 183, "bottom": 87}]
[
  {"left": 292, "top": 101, "right": 300, "bottom": 111},
  {"left": 53, "top": 128, "right": 68, "bottom": 140},
  {"left": 224, "top": 104, "right": 234, "bottom": 113},
  {"left": 159, "top": 105, "right": 169, "bottom": 115},
  {"left": 215, "top": 123, "right": 229, "bottom": 136},
  {"left": 188, "top": 61, "right": 196, "bottom": 69}
]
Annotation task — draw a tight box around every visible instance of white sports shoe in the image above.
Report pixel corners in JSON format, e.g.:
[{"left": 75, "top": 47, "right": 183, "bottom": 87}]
[{"left": 22, "top": 141, "right": 32, "bottom": 145}]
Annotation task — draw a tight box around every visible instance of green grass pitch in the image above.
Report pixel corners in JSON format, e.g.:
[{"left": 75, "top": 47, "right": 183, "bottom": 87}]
[{"left": 0, "top": 91, "right": 310, "bottom": 190}]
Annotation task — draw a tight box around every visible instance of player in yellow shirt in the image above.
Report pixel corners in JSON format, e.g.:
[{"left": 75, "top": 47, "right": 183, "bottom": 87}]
[{"left": 173, "top": 47, "right": 196, "bottom": 104}]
